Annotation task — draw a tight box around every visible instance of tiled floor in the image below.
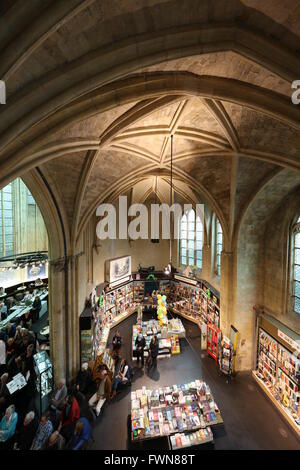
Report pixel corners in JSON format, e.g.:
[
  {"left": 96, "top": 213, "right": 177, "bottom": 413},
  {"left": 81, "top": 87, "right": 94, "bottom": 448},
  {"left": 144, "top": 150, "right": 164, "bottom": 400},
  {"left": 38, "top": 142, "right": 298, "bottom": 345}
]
[{"left": 90, "top": 312, "right": 300, "bottom": 450}]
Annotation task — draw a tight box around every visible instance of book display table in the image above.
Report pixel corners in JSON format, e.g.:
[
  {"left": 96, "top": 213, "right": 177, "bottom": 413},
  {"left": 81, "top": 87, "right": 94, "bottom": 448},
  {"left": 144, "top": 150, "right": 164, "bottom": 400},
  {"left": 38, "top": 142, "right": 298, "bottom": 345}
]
[
  {"left": 130, "top": 379, "right": 223, "bottom": 448},
  {"left": 132, "top": 320, "right": 184, "bottom": 361}
]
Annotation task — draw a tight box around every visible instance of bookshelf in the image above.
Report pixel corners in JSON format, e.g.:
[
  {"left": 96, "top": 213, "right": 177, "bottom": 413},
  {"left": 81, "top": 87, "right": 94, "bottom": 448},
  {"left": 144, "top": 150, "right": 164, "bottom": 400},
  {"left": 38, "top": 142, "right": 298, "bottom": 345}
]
[
  {"left": 85, "top": 275, "right": 220, "bottom": 363},
  {"left": 254, "top": 327, "right": 300, "bottom": 435}
]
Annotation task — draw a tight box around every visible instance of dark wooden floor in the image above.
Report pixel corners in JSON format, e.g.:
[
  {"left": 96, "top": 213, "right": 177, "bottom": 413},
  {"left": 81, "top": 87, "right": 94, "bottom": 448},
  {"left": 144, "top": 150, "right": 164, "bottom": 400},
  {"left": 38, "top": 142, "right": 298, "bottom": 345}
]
[{"left": 90, "top": 311, "right": 300, "bottom": 450}]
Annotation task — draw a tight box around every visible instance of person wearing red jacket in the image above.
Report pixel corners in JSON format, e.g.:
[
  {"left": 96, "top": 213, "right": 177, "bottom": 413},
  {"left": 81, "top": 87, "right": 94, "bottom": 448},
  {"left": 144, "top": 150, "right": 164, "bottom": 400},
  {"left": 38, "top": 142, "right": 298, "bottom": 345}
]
[{"left": 58, "top": 393, "right": 80, "bottom": 442}]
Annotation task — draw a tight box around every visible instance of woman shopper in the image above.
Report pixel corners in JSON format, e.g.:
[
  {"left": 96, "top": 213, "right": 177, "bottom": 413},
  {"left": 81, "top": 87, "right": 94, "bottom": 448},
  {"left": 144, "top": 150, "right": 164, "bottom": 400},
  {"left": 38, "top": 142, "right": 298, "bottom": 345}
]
[{"left": 148, "top": 335, "right": 159, "bottom": 370}]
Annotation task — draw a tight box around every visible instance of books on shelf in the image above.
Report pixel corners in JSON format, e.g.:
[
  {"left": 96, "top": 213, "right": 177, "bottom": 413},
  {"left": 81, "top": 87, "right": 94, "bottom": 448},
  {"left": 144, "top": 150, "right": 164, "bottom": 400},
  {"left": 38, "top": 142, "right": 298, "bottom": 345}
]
[
  {"left": 256, "top": 328, "right": 300, "bottom": 429},
  {"left": 91, "top": 277, "right": 217, "bottom": 362}
]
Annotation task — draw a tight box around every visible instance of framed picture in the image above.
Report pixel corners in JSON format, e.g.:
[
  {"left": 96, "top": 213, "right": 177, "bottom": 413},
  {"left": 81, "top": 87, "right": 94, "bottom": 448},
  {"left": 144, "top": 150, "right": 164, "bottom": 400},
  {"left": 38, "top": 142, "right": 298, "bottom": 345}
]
[
  {"left": 27, "top": 264, "right": 46, "bottom": 280},
  {"left": 105, "top": 256, "right": 131, "bottom": 284}
]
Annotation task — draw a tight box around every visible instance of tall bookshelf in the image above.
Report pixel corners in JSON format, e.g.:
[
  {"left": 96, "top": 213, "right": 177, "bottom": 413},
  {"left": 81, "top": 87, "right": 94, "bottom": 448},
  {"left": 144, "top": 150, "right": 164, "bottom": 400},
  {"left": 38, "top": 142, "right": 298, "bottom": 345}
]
[{"left": 255, "top": 327, "right": 300, "bottom": 432}]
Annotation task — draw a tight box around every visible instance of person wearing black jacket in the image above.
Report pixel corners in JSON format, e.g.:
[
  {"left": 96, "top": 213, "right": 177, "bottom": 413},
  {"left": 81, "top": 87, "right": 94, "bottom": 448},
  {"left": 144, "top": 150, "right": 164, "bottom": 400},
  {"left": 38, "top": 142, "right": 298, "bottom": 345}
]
[
  {"left": 75, "top": 363, "right": 92, "bottom": 395},
  {"left": 112, "top": 330, "right": 122, "bottom": 353},
  {"left": 135, "top": 333, "right": 146, "bottom": 368},
  {"left": 149, "top": 335, "right": 159, "bottom": 369},
  {"left": 31, "top": 296, "right": 41, "bottom": 323}
]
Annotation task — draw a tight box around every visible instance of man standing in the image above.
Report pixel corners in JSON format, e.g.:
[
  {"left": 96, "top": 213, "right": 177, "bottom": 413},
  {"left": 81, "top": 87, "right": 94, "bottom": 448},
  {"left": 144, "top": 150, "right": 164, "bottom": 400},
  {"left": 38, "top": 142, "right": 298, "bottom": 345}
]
[
  {"left": 135, "top": 333, "right": 146, "bottom": 369},
  {"left": 149, "top": 335, "right": 159, "bottom": 370}
]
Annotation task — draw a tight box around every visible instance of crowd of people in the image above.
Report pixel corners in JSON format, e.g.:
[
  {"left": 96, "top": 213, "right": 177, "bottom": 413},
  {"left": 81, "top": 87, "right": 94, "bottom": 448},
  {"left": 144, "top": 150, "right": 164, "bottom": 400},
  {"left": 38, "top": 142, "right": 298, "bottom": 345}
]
[{"left": 0, "top": 310, "right": 159, "bottom": 450}]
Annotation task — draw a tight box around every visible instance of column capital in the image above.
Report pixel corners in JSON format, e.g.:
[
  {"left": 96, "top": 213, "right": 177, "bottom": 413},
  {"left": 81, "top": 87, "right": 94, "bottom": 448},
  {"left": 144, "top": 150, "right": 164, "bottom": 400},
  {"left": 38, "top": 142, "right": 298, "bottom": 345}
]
[{"left": 49, "top": 252, "right": 84, "bottom": 272}]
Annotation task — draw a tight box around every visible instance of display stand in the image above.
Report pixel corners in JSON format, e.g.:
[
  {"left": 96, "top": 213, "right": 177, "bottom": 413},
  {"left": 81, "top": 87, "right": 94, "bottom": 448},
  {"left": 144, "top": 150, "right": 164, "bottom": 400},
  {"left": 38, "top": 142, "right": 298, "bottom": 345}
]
[
  {"left": 207, "top": 324, "right": 221, "bottom": 363},
  {"left": 34, "top": 351, "right": 53, "bottom": 416},
  {"left": 219, "top": 336, "right": 233, "bottom": 383}
]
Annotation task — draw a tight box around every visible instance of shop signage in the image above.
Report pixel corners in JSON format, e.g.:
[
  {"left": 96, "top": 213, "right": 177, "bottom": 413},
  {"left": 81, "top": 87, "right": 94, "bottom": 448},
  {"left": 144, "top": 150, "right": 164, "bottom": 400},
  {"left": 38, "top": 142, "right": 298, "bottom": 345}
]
[
  {"left": 278, "top": 329, "right": 300, "bottom": 354},
  {"left": 109, "top": 276, "right": 131, "bottom": 289},
  {"left": 174, "top": 274, "right": 197, "bottom": 286}
]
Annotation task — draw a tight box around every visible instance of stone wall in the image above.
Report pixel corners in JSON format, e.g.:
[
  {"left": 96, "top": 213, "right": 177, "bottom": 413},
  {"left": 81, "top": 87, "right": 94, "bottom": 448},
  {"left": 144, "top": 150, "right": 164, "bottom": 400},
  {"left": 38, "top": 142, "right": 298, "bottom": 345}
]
[{"left": 263, "top": 190, "right": 300, "bottom": 335}]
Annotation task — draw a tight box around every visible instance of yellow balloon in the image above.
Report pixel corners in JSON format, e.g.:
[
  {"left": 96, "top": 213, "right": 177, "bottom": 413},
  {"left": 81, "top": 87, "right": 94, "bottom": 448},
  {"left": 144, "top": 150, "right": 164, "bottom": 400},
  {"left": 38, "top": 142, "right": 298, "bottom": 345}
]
[{"left": 157, "top": 294, "right": 162, "bottom": 300}]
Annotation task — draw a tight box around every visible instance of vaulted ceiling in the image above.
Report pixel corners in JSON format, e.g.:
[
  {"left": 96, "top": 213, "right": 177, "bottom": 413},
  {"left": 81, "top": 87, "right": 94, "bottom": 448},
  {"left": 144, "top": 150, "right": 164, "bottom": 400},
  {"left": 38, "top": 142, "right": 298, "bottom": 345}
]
[{"left": 0, "top": 0, "right": 300, "bottom": 253}]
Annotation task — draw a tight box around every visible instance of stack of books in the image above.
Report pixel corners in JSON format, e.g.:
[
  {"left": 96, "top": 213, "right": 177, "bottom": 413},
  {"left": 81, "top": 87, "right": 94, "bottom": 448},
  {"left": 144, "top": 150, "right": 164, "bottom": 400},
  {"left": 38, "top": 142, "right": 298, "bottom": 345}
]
[
  {"left": 169, "top": 427, "right": 213, "bottom": 449},
  {"left": 131, "top": 380, "right": 221, "bottom": 442}
]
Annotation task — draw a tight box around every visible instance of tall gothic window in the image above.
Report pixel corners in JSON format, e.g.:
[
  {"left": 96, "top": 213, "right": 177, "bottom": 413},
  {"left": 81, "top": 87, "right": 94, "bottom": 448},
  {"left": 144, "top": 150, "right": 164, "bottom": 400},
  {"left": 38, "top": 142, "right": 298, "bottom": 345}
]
[
  {"left": 180, "top": 209, "right": 204, "bottom": 269},
  {"left": 0, "top": 183, "right": 14, "bottom": 257},
  {"left": 215, "top": 217, "right": 223, "bottom": 277},
  {"left": 292, "top": 216, "right": 300, "bottom": 314}
]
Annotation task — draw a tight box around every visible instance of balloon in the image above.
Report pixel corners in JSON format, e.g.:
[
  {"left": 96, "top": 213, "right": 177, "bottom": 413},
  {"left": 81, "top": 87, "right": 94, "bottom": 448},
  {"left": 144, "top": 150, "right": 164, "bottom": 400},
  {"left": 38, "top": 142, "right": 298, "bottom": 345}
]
[
  {"left": 162, "top": 295, "right": 166, "bottom": 302},
  {"left": 157, "top": 294, "right": 162, "bottom": 300}
]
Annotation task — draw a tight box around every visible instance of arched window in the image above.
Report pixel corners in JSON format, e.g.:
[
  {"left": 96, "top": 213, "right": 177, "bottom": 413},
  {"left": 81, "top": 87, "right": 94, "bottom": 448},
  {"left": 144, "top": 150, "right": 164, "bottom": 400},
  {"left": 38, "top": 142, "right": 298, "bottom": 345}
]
[
  {"left": 179, "top": 209, "right": 204, "bottom": 269},
  {"left": 196, "top": 215, "right": 204, "bottom": 269},
  {"left": 292, "top": 216, "right": 300, "bottom": 314},
  {"left": 0, "top": 178, "right": 48, "bottom": 258},
  {"left": 187, "top": 209, "right": 195, "bottom": 266},
  {"left": 0, "top": 183, "right": 14, "bottom": 257},
  {"left": 215, "top": 217, "right": 223, "bottom": 277},
  {"left": 180, "top": 213, "right": 187, "bottom": 265}
]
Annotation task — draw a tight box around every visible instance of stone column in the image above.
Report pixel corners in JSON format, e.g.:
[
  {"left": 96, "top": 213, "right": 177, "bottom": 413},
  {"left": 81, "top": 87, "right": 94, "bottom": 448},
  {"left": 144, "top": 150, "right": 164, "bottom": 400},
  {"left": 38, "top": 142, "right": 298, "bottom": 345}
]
[
  {"left": 219, "top": 251, "right": 235, "bottom": 337},
  {"left": 201, "top": 242, "right": 211, "bottom": 280},
  {"left": 49, "top": 255, "right": 82, "bottom": 384},
  {"left": 48, "top": 259, "right": 66, "bottom": 383}
]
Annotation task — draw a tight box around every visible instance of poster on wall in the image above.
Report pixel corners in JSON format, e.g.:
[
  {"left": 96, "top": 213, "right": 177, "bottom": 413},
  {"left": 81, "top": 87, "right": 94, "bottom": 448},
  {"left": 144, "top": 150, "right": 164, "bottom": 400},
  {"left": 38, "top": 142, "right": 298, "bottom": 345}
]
[
  {"left": 105, "top": 256, "right": 131, "bottom": 284},
  {"left": 27, "top": 264, "right": 46, "bottom": 280}
]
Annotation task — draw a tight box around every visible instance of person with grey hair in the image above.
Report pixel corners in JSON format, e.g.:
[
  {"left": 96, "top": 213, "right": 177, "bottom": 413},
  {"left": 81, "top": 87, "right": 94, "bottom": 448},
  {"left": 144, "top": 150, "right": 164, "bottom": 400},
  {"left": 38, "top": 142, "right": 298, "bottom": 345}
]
[
  {"left": 14, "top": 411, "right": 39, "bottom": 450},
  {"left": 0, "top": 405, "right": 18, "bottom": 449},
  {"left": 75, "top": 362, "right": 92, "bottom": 394},
  {"left": 51, "top": 378, "right": 67, "bottom": 411}
]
